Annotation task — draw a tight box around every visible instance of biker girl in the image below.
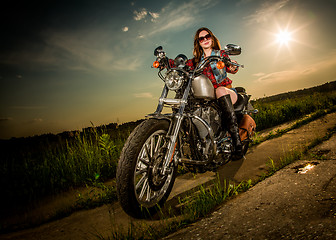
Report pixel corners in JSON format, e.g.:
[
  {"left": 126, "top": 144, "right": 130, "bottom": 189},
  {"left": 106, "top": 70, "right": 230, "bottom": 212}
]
[{"left": 170, "top": 27, "right": 243, "bottom": 158}]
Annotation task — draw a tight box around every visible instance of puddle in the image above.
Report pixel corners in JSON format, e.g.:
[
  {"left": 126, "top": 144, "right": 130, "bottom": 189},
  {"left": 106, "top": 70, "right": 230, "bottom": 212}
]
[{"left": 293, "top": 162, "right": 319, "bottom": 174}]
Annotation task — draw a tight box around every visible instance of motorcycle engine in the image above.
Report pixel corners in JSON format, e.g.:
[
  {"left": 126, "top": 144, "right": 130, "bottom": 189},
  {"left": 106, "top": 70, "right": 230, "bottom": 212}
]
[
  {"left": 188, "top": 105, "right": 221, "bottom": 161},
  {"left": 192, "top": 105, "right": 221, "bottom": 138}
]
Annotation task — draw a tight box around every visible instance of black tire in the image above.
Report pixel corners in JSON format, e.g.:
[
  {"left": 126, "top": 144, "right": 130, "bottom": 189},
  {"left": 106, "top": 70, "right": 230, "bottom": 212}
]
[{"left": 116, "top": 119, "right": 177, "bottom": 218}]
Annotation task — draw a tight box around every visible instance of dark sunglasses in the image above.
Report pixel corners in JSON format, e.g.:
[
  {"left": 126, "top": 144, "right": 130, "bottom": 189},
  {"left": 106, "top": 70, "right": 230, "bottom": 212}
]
[{"left": 198, "top": 33, "right": 211, "bottom": 43}]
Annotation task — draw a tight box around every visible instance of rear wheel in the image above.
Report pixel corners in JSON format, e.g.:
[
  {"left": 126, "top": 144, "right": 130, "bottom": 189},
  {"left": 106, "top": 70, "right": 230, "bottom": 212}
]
[{"left": 116, "top": 119, "right": 177, "bottom": 218}]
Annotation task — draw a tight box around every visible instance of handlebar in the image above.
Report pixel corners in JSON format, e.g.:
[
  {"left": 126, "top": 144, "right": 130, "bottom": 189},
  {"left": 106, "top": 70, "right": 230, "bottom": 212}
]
[
  {"left": 193, "top": 55, "right": 244, "bottom": 76},
  {"left": 153, "top": 48, "right": 244, "bottom": 74}
]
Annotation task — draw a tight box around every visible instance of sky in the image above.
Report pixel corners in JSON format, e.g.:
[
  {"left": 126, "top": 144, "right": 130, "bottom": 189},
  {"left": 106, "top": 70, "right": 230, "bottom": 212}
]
[{"left": 1, "top": 0, "right": 336, "bottom": 139}]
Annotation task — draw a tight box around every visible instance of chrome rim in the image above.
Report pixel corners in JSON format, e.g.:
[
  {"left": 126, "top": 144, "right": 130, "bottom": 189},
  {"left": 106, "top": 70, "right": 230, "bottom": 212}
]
[{"left": 134, "top": 129, "right": 174, "bottom": 208}]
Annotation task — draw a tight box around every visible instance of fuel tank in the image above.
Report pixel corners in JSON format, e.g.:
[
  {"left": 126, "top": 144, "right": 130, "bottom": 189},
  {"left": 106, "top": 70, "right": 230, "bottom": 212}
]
[{"left": 192, "top": 74, "right": 215, "bottom": 100}]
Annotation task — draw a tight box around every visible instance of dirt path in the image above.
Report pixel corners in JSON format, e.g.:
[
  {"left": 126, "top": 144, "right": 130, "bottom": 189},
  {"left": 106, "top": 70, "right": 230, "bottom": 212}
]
[
  {"left": 1, "top": 113, "right": 336, "bottom": 240},
  {"left": 163, "top": 134, "right": 336, "bottom": 240}
]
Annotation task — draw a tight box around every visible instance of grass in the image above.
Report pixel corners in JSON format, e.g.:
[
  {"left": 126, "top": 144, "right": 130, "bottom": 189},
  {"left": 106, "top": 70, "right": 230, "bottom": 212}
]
[
  {"left": 180, "top": 177, "right": 252, "bottom": 220},
  {"left": 252, "top": 91, "right": 336, "bottom": 131},
  {"left": 3, "top": 128, "right": 119, "bottom": 204},
  {"left": 100, "top": 177, "right": 252, "bottom": 240},
  {"left": 49, "top": 182, "right": 117, "bottom": 223},
  {"left": 0, "top": 126, "right": 127, "bottom": 233},
  {"left": 250, "top": 106, "right": 336, "bottom": 147},
  {"left": 75, "top": 182, "right": 117, "bottom": 209}
]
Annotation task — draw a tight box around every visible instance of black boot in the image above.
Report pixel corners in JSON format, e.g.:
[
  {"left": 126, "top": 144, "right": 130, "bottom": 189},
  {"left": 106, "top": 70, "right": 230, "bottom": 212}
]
[{"left": 217, "top": 94, "right": 244, "bottom": 160}]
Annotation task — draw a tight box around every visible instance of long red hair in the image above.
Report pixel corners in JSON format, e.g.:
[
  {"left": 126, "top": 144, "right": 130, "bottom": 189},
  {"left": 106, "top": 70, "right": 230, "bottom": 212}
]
[{"left": 193, "top": 27, "right": 221, "bottom": 65}]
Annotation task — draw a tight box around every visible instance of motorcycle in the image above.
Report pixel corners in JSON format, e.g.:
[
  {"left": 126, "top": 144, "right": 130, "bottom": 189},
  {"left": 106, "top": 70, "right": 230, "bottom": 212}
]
[{"left": 116, "top": 44, "right": 258, "bottom": 218}]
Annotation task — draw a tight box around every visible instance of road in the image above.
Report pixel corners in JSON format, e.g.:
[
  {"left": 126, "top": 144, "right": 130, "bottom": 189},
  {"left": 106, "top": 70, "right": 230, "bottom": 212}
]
[{"left": 164, "top": 132, "right": 336, "bottom": 239}]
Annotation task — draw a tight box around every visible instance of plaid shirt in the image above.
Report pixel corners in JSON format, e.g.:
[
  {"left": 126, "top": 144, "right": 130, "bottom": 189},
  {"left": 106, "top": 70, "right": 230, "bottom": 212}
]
[{"left": 169, "top": 50, "right": 237, "bottom": 89}]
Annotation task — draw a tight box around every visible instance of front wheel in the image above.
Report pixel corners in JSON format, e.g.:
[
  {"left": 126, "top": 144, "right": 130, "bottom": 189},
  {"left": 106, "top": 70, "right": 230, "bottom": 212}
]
[{"left": 116, "top": 119, "right": 177, "bottom": 218}]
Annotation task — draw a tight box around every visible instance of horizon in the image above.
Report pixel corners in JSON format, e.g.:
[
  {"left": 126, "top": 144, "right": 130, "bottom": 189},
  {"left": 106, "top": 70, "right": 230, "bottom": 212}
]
[
  {"left": 1, "top": 0, "right": 336, "bottom": 139},
  {"left": 1, "top": 80, "right": 334, "bottom": 140}
]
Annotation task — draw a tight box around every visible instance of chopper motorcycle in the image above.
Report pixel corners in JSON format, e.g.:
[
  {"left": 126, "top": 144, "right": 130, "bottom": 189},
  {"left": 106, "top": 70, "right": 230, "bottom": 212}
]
[{"left": 116, "top": 44, "right": 257, "bottom": 218}]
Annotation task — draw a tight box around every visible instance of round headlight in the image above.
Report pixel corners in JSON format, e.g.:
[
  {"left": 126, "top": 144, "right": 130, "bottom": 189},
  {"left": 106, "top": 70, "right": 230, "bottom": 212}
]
[{"left": 164, "top": 70, "right": 185, "bottom": 91}]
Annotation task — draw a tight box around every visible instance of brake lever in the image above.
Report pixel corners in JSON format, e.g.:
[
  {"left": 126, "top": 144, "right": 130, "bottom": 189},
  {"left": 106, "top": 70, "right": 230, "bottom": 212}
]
[
  {"left": 223, "top": 57, "right": 244, "bottom": 68},
  {"left": 230, "top": 61, "right": 244, "bottom": 68}
]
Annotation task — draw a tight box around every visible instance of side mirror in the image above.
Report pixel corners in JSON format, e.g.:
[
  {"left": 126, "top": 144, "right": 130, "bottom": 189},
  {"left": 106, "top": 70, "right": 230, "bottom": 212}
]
[
  {"left": 224, "top": 44, "right": 241, "bottom": 55},
  {"left": 154, "top": 46, "right": 163, "bottom": 57}
]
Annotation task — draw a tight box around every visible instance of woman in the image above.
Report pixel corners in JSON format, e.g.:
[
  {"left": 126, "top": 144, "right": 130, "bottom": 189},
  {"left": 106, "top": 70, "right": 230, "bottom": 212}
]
[
  {"left": 172, "top": 27, "right": 243, "bottom": 158},
  {"left": 192, "top": 27, "right": 239, "bottom": 101}
]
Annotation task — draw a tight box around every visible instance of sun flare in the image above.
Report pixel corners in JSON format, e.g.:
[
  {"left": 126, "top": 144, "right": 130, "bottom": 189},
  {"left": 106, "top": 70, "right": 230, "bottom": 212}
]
[{"left": 276, "top": 30, "right": 292, "bottom": 45}]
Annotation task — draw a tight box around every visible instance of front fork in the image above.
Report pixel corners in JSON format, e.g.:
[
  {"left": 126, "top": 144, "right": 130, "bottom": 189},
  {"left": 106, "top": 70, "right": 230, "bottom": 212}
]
[{"left": 154, "top": 79, "right": 192, "bottom": 176}]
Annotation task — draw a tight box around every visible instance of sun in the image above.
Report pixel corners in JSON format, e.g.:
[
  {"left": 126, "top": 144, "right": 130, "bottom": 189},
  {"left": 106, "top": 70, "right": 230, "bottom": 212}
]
[{"left": 276, "top": 30, "right": 292, "bottom": 46}]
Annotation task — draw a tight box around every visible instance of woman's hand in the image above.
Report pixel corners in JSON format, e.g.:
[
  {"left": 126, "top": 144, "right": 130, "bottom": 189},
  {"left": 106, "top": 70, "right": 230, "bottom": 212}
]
[{"left": 228, "top": 60, "right": 239, "bottom": 73}]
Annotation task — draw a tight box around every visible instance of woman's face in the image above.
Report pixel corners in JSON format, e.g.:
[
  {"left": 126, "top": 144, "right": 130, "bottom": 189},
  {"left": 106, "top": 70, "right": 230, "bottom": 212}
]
[{"left": 198, "top": 30, "right": 212, "bottom": 50}]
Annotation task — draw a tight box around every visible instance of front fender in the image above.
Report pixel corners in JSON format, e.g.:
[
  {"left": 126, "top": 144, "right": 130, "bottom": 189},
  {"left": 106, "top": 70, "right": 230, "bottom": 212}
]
[{"left": 146, "top": 113, "right": 174, "bottom": 122}]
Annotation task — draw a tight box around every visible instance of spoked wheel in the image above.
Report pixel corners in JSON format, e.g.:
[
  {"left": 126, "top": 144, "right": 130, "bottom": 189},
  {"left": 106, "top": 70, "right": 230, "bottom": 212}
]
[
  {"left": 116, "top": 119, "right": 177, "bottom": 218},
  {"left": 134, "top": 129, "right": 174, "bottom": 207}
]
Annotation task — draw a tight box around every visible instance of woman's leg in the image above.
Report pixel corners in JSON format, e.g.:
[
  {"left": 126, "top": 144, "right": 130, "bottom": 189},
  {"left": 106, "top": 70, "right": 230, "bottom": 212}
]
[
  {"left": 216, "top": 86, "right": 243, "bottom": 159},
  {"left": 215, "top": 86, "right": 238, "bottom": 104}
]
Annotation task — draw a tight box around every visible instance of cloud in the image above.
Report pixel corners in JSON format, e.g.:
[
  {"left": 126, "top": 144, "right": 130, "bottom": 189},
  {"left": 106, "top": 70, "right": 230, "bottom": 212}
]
[
  {"left": 40, "top": 29, "right": 141, "bottom": 71},
  {"left": 133, "top": 8, "right": 160, "bottom": 23},
  {"left": 149, "top": 12, "right": 159, "bottom": 19},
  {"left": 24, "top": 118, "right": 44, "bottom": 125},
  {"left": 137, "top": 0, "right": 219, "bottom": 37},
  {"left": 111, "top": 56, "right": 141, "bottom": 71},
  {"left": 134, "top": 8, "right": 148, "bottom": 21},
  {"left": 253, "top": 72, "right": 266, "bottom": 77},
  {"left": 0, "top": 117, "right": 13, "bottom": 122},
  {"left": 47, "top": 29, "right": 144, "bottom": 71},
  {"left": 254, "top": 50, "right": 336, "bottom": 84},
  {"left": 149, "top": 12, "right": 160, "bottom": 22},
  {"left": 133, "top": 92, "right": 153, "bottom": 98},
  {"left": 244, "top": 0, "right": 291, "bottom": 25},
  {"left": 33, "top": 118, "right": 43, "bottom": 122},
  {"left": 10, "top": 106, "right": 46, "bottom": 110},
  {"left": 254, "top": 70, "right": 296, "bottom": 83},
  {"left": 0, "top": 0, "right": 221, "bottom": 74},
  {"left": 1, "top": 0, "right": 219, "bottom": 73},
  {"left": 1, "top": 21, "right": 145, "bottom": 72},
  {"left": 236, "top": 0, "right": 254, "bottom": 6},
  {"left": 27, "top": 118, "right": 43, "bottom": 123}
]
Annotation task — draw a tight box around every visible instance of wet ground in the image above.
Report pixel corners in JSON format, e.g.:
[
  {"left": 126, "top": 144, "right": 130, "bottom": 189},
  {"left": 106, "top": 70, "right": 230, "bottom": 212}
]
[{"left": 1, "top": 112, "right": 336, "bottom": 240}]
